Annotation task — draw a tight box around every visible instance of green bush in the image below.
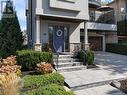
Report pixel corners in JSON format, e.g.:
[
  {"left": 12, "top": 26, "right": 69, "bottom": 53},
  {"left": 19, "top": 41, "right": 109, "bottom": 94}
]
[
  {"left": 23, "top": 84, "right": 75, "bottom": 95},
  {"left": 77, "top": 50, "right": 85, "bottom": 60},
  {"left": 106, "top": 43, "right": 127, "bottom": 55},
  {"left": 16, "top": 50, "right": 53, "bottom": 71},
  {"left": 23, "top": 73, "right": 64, "bottom": 90},
  {"left": 77, "top": 50, "right": 94, "bottom": 65},
  {"left": 85, "top": 50, "right": 94, "bottom": 65}
]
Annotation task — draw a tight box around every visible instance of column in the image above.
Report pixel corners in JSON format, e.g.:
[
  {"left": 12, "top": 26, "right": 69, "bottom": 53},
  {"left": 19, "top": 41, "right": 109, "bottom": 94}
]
[
  {"left": 34, "top": 16, "right": 42, "bottom": 51},
  {"left": 84, "top": 21, "right": 89, "bottom": 50}
]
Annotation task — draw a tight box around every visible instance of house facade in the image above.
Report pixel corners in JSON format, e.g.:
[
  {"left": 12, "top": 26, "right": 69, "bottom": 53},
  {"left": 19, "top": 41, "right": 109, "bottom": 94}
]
[
  {"left": 26, "top": 0, "right": 89, "bottom": 52},
  {"left": 80, "top": 0, "right": 117, "bottom": 51},
  {"left": 26, "top": 0, "right": 117, "bottom": 52},
  {"left": 108, "top": 0, "right": 127, "bottom": 43}
]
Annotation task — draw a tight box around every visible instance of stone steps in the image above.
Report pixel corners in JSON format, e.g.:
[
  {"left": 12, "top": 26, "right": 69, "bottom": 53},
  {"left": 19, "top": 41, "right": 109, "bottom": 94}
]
[
  {"left": 57, "top": 66, "right": 86, "bottom": 72},
  {"left": 56, "top": 58, "right": 81, "bottom": 63},
  {"left": 59, "top": 55, "right": 74, "bottom": 58},
  {"left": 55, "top": 62, "right": 83, "bottom": 68},
  {"left": 54, "top": 54, "right": 85, "bottom": 72}
]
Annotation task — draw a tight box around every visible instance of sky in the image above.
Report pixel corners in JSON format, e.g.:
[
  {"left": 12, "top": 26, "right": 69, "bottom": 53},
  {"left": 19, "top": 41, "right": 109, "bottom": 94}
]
[{"left": 0, "top": 0, "right": 113, "bottom": 31}]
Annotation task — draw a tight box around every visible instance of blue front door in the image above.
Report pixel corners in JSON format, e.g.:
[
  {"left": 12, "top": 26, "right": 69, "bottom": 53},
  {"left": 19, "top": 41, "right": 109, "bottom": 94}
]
[{"left": 53, "top": 26, "right": 64, "bottom": 52}]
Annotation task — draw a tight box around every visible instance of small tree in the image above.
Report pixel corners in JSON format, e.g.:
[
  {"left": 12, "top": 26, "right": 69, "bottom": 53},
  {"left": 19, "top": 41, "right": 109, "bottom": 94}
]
[{"left": 0, "top": 1, "right": 23, "bottom": 58}]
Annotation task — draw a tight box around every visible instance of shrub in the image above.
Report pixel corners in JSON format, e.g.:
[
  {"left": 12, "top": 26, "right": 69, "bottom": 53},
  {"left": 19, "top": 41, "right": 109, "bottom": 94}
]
[
  {"left": 1, "top": 55, "right": 17, "bottom": 66},
  {"left": 23, "top": 84, "right": 75, "bottom": 95},
  {"left": 106, "top": 43, "right": 127, "bottom": 55},
  {"left": 77, "top": 50, "right": 94, "bottom": 65},
  {"left": 0, "top": 56, "right": 21, "bottom": 76},
  {"left": 0, "top": 73, "right": 23, "bottom": 95},
  {"left": 23, "top": 73, "right": 64, "bottom": 90},
  {"left": 36, "top": 62, "right": 53, "bottom": 74},
  {"left": 0, "top": 65, "right": 21, "bottom": 75},
  {"left": 85, "top": 50, "right": 94, "bottom": 65},
  {"left": 42, "top": 43, "right": 52, "bottom": 52},
  {"left": 16, "top": 50, "right": 53, "bottom": 71},
  {"left": 76, "top": 50, "right": 85, "bottom": 60}
]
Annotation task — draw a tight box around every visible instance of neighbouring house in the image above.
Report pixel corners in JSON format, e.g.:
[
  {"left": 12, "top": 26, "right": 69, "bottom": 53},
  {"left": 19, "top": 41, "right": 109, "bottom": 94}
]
[
  {"left": 26, "top": 0, "right": 89, "bottom": 53},
  {"left": 26, "top": 0, "right": 117, "bottom": 52},
  {"left": 80, "top": 0, "right": 118, "bottom": 51},
  {"left": 108, "top": 0, "right": 127, "bottom": 43}
]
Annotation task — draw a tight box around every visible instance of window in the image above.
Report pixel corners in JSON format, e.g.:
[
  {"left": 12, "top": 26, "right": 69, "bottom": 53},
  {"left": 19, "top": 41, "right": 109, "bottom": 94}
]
[{"left": 89, "top": 10, "right": 95, "bottom": 22}]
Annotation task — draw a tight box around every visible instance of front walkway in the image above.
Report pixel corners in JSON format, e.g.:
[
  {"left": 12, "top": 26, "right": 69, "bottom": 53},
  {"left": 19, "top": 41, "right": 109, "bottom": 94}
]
[{"left": 60, "top": 52, "right": 127, "bottom": 95}]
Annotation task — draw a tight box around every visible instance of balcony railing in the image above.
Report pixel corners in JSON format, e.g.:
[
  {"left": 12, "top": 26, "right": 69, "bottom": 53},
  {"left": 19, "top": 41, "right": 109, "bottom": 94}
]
[
  {"left": 89, "top": 0, "right": 101, "bottom": 7},
  {"left": 89, "top": 11, "right": 115, "bottom": 24},
  {"left": 80, "top": 22, "right": 117, "bottom": 31}
]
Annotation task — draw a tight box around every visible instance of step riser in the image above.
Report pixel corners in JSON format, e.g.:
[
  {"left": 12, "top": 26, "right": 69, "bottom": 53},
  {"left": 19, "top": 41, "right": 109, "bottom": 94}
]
[
  {"left": 55, "top": 63, "right": 83, "bottom": 68},
  {"left": 57, "top": 60, "right": 81, "bottom": 63},
  {"left": 57, "top": 67, "right": 86, "bottom": 72},
  {"left": 59, "top": 56, "right": 74, "bottom": 58},
  {"left": 70, "top": 78, "right": 126, "bottom": 91}
]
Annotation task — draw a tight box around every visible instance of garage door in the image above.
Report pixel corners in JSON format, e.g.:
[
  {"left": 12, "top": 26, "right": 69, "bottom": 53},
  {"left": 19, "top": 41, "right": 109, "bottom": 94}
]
[{"left": 89, "top": 36, "right": 103, "bottom": 51}]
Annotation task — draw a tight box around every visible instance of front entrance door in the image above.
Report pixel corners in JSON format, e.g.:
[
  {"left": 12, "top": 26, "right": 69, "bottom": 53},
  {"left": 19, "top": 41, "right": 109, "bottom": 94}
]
[
  {"left": 53, "top": 26, "right": 64, "bottom": 52},
  {"left": 48, "top": 25, "right": 69, "bottom": 53}
]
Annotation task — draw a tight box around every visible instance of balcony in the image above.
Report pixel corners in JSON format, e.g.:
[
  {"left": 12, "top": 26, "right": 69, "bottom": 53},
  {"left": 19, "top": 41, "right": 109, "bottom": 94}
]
[
  {"left": 89, "top": 0, "right": 101, "bottom": 8},
  {"left": 80, "top": 22, "right": 117, "bottom": 31}
]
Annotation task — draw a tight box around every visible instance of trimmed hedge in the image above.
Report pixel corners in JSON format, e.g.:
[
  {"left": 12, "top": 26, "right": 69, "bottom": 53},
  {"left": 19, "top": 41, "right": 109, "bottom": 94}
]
[
  {"left": 106, "top": 43, "right": 127, "bottom": 55},
  {"left": 16, "top": 50, "right": 53, "bottom": 71},
  {"left": 23, "top": 84, "right": 75, "bottom": 95},
  {"left": 23, "top": 73, "right": 64, "bottom": 90}
]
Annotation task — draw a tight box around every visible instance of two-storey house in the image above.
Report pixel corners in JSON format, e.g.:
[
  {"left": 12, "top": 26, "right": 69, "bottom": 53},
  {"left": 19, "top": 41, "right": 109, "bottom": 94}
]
[{"left": 26, "top": 0, "right": 89, "bottom": 53}]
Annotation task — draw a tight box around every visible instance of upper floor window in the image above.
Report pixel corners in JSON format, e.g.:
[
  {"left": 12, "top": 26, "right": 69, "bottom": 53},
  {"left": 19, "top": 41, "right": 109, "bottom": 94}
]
[{"left": 89, "top": 10, "right": 95, "bottom": 22}]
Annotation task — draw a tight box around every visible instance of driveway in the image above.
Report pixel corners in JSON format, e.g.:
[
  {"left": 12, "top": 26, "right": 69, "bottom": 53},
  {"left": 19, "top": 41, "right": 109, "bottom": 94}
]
[{"left": 95, "top": 51, "right": 127, "bottom": 74}]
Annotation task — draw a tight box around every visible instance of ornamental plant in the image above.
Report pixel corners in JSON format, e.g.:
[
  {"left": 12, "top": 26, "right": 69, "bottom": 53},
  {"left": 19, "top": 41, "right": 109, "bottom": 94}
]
[
  {"left": 0, "top": 73, "right": 23, "bottom": 95},
  {"left": 2, "top": 55, "right": 17, "bottom": 66},
  {"left": 36, "top": 62, "right": 53, "bottom": 74},
  {"left": 0, "top": 55, "right": 21, "bottom": 76}
]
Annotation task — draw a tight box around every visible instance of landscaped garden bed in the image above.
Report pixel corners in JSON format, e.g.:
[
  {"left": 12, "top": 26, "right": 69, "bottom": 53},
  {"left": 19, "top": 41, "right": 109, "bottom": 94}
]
[{"left": 0, "top": 50, "right": 75, "bottom": 95}]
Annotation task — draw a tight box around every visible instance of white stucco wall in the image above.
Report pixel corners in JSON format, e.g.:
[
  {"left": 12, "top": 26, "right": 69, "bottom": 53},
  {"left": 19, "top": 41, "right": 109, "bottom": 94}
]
[{"left": 36, "top": 0, "right": 89, "bottom": 20}]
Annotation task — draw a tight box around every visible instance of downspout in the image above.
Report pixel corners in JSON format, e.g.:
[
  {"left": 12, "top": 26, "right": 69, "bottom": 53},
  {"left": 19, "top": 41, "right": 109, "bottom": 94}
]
[{"left": 30, "top": 0, "right": 33, "bottom": 47}]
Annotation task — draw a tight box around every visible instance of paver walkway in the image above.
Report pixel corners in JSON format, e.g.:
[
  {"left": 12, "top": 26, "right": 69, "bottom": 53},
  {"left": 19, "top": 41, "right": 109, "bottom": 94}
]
[{"left": 60, "top": 52, "right": 127, "bottom": 95}]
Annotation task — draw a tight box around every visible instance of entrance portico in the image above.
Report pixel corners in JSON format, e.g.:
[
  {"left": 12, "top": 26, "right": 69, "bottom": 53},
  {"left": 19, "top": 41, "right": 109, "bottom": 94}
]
[{"left": 34, "top": 15, "right": 89, "bottom": 52}]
